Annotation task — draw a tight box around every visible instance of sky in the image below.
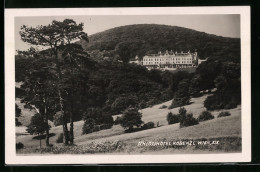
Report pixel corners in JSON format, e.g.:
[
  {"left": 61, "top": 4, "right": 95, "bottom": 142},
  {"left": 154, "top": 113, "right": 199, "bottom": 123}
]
[{"left": 15, "top": 15, "right": 240, "bottom": 51}]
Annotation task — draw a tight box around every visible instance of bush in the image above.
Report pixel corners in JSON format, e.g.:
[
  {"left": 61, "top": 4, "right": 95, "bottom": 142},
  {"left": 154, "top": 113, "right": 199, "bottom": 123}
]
[
  {"left": 224, "top": 102, "right": 237, "bottom": 109},
  {"left": 56, "top": 133, "right": 64, "bottom": 143},
  {"left": 114, "top": 116, "right": 122, "bottom": 125},
  {"left": 180, "top": 113, "right": 199, "bottom": 128},
  {"left": 204, "top": 94, "right": 224, "bottom": 110},
  {"left": 167, "top": 112, "right": 180, "bottom": 124},
  {"left": 120, "top": 107, "right": 143, "bottom": 131},
  {"left": 177, "top": 108, "right": 198, "bottom": 128},
  {"left": 204, "top": 94, "right": 239, "bottom": 111},
  {"left": 159, "top": 105, "right": 168, "bottom": 109},
  {"left": 197, "top": 111, "right": 214, "bottom": 122},
  {"left": 218, "top": 111, "right": 231, "bottom": 118},
  {"left": 111, "top": 95, "right": 138, "bottom": 114},
  {"left": 15, "top": 118, "right": 22, "bottom": 126},
  {"left": 93, "top": 125, "right": 101, "bottom": 132},
  {"left": 141, "top": 121, "right": 155, "bottom": 130},
  {"left": 82, "top": 108, "right": 114, "bottom": 135},
  {"left": 82, "top": 118, "right": 96, "bottom": 134},
  {"left": 168, "top": 103, "right": 177, "bottom": 109},
  {"left": 16, "top": 142, "right": 24, "bottom": 150},
  {"left": 53, "top": 111, "right": 63, "bottom": 126},
  {"left": 99, "top": 124, "right": 112, "bottom": 130}
]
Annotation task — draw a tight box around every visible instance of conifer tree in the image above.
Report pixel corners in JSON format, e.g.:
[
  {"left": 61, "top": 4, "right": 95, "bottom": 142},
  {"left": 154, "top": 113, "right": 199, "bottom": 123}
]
[{"left": 19, "top": 19, "right": 88, "bottom": 145}]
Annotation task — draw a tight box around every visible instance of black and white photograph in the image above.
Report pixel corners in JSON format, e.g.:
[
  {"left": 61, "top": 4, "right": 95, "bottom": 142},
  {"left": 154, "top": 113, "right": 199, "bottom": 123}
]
[{"left": 5, "top": 7, "right": 251, "bottom": 164}]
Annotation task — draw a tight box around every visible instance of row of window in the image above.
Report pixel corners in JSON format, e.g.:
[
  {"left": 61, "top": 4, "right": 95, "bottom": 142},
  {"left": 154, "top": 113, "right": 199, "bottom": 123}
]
[
  {"left": 143, "top": 61, "right": 192, "bottom": 65},
  {"left": 143, "top": 58, "right": 192, "bottom": 61}
]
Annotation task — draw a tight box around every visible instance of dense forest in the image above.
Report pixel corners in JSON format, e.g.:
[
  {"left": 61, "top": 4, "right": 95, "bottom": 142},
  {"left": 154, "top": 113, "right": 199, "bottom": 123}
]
[
  {"left": 78, "top": 24, "right": 240, "bottom": 60},
  {"left": 15, "top": 21, "right": 241, "bottom": 146}
]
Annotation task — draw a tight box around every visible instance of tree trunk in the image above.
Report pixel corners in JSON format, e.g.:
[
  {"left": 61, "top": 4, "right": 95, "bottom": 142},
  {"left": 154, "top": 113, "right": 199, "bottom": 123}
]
[
  {"left": 54, "top": 49, "right": 69, "bottom": 145},
  {"left": 44, "top": 98, "right": 50, "bottom": 147},
  {"left": 69, "top": 112, "right": 74, "bottom": 145},
  {"left": 39, "top": 135, "right": 41, "bottom": 148},
  {"left": 69, "top": 91, "right": 74, "bottom": 145}
]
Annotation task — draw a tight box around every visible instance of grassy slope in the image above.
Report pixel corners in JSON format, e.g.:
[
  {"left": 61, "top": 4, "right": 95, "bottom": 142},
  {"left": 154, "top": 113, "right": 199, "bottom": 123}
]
[{"left": 16, "top": 94, "right": 241, "bottom": 152}]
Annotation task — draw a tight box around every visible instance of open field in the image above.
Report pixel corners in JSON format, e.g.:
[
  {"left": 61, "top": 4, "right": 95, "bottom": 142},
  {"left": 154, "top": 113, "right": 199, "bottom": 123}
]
[{"left": 16, "top": 94, "right": 241, "bottom": 154}]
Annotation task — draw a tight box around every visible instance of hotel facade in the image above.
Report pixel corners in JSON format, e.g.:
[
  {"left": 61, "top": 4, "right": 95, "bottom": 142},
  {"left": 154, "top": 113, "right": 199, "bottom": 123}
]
[{"left": 142, "top": 50, "right": 197, "bottom": 70}]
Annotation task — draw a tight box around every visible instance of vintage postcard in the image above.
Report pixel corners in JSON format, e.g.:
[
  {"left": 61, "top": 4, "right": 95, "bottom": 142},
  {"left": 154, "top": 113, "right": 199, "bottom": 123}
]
[{"left": 5, "top": 7, "right": 251, "bottom": 164}]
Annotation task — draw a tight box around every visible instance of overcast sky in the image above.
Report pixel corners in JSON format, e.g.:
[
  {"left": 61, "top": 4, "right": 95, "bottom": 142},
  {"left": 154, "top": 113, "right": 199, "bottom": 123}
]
[{"left": 15, "top": 15, "right": 240, "bottom": 51}]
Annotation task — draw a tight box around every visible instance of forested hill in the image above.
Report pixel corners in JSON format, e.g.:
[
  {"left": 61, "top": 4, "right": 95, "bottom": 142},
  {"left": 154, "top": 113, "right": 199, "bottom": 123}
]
[{"left": 78, "top": 24, "right": 240, "bottom": 59}]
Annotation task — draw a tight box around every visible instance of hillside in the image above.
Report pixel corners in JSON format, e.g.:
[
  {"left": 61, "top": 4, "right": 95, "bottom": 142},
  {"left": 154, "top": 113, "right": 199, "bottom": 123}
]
[
  {"left": 16, "top": 94, "right": 241, "bottom": 154},
  {"left": 78, "top": 24, "right": 240, "bottom": 60}
]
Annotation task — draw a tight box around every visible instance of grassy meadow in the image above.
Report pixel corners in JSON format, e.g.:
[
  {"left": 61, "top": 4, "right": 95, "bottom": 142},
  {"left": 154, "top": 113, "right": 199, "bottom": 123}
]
[{"left": 16, "top": 94, "right": 241, "bottom": 154}]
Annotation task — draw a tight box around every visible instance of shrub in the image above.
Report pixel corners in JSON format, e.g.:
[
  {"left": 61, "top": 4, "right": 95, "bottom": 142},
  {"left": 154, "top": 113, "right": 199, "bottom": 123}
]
[
  {"left": 114, "top": 116, "right": 122, "bottom": 125},
  {"left": 168, "top": 103, "right": 177, "bottom": 109},
  {"left": 82, "top": 108, "right": 114, "bottom": 135},
  {"left": 56, "top": 133, "right": 64, "bottom": 143},
  {"left": 111, "top": 95, "right": 138, "bottom": 114},
  {"left": 53, "top": 111, "right": 63, "bottom": 126},
  {"left": 159, "top": 105, "right": 168, "bottom": 109},
  {"left": 178, "top": 107, "right": 187, "bottom": 122},
  {"left": 99, "top": 124, "right": 112, "bottom": 130},
  {"left": 180, "top": 113, "right": 199, "bottom": 128},
  {"left": 204, "top": 94, "right": 239, "bottom": 111},
  {"left": 120, "top": 107, "right": 143, "bottom": 131},
  {"left": 198, "top": 111, "right": 214, "bottom": 122},
  {"left": 141, "top": 121, "right": 155, "bottom": 130},
  {"left": 93, "top": 125, "right": 101, "bottom": 132},
  {"left": 204, "top": 94, "right": 224, "bottom": 110},
  {"left": 82, "top": 118, "right": 96, "bottom": 134},
  {"left": 15, "top": 118, "right": 22, "bottom": 126},
  {"left": 170, "top": 79, "right": 191, "bottom": 108},
  {"left": 224, "top": 102, "right": 237, "bottom": 109},
  {"left": 218, "top": 111, "right": 231, "bottom": 118},
  {"left": 167, "top": 112, "right": 180, "bottom": 124},
  {"left": 16, "top": 142, "right": 24, "bottom": 150},
  {"left": 177, "top": 108, "right": 198, "bottom": 128}
]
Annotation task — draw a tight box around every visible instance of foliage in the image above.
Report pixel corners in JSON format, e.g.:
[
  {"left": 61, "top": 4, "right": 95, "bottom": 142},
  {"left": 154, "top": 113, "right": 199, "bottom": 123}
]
[
  {"left": 18, "top": 140, "right": 124, "bottom": 154},
  {"left": 159, "top": 105, "right": 168, "bottom": 109},
  {"left": 15, "top": 104, "right": 22, "bottom": 126},
  {"left": 26, "top": 113, "right": 50, "bottom": 135},
  {"left": 189, "top": 74, "right": 202, "bottom": 97},
  {"left": 167, "top": 112, "right": 180, "bottom": 124},
  {"left": 82, "top": 107, "right": 113, "bottom": 126},
  {"left": 120, "top": 107, "right": 143, "bottom": 131},
  {"left": 170, "top": 79, "right": 191, "bottom": 109},
  {"left": 197, "top": 111, "right": 214, "bottom": 122},
  {"left": 56, "top": 133, "right": 64, "bottom": 143},
  {"left": 53, "top": 112, "right": 64, "bottom": 126},
  {"left": 141, "top": 121, "right": 155, "bottom": 130},
  {"left": 115, "top": 40, "right": 145, "bottom": 64},
  {"left": 180, "top": 113, "right": 199, "bottom": 128},
  {"left": 204, "top": 94, "right": 238, "bottom": 110},
  {"left": 218, "top": 111, "right": 231, "bottom": 118},
  {"left": 19, "top": 18, "right": 90, "bottom": 145},
  {"left": 80, "top": 24, "right": 240, "bottom": 62},
  {"left": 16, "top": 142, "right": 24, "bottom": 150},
  {"left": 111, "top": 94, "right": 138, "bottom": 114},
  {"left": 82, "top": 107, "right": 113, "bottom": 135},
  {"left": 17, "top": 137, "right": 241, "bottom": 154},
  {"left": 114, "top": 116, "right": 122, "bottom": 125},
  {"left": 82, "top": 118, "right": 96, "bottom": 134},
  {"left": 176, "top": 107, "right": 199, "bottom": 128}
]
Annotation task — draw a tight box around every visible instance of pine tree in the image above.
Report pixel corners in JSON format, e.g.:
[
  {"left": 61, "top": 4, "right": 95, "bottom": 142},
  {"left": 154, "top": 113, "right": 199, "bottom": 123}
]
[{"left": 19, "top": 19, "right": 89, "bottom": 145}]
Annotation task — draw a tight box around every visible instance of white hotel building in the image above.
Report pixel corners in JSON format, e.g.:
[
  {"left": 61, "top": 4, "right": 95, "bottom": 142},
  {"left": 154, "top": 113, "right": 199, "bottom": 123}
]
[{"left": 142, "top": 50, "right": 198, "bottom": 70}]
